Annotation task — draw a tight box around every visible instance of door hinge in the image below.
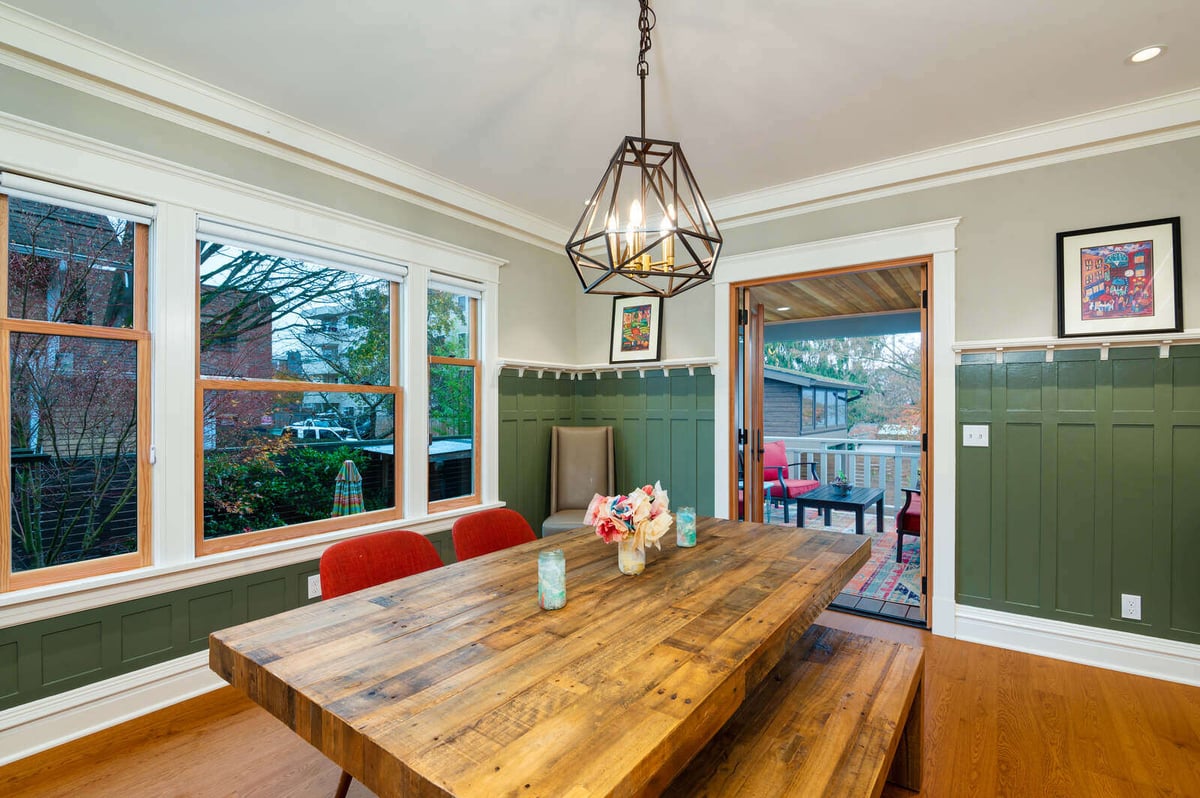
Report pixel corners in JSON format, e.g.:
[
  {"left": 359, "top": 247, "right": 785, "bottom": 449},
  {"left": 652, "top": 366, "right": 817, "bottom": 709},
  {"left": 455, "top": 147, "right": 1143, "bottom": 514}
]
[
  {"left": 921, "top": 432, "right": 928, "bottom": 451},
  {"left": 921, "top": 289, "right": 928, "bottom": 309},
  {"left": 921, "top": 575, "right": 928, "bottom": 594},
  {"left": 737, "top": 308, "right": 749, "bottom": 326},
  {"left": 737, "top": 428, "right": 748, "bottom": 445}
]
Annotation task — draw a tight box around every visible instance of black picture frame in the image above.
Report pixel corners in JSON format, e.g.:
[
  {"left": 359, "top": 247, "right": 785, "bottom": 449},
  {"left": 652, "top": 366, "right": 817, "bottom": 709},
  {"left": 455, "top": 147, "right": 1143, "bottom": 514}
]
[
  {"left": 1057, "top": 217, "right": 1182, "bottom": 338},
  {"left": 609, "top": 296, "right": 663, "bottom": 364}
]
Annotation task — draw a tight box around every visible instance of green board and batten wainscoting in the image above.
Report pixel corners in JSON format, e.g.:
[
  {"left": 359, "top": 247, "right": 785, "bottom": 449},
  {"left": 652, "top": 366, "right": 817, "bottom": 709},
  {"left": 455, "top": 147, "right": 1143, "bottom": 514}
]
[
  {"left": 957, "top": 345, "right": 1200, "bottom": 646},
  {"left": 0, "top": 560, "right": 321, "bottom": 712},
  {"left": 499, "top": 368, "right": 717, "bottom": 529}
]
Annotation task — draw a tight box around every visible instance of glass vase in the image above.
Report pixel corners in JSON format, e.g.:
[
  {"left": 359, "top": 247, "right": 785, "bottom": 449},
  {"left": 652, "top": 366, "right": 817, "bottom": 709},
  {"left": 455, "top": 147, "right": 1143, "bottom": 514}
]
[
  {"left": 538, "top": 549, "right": 566, "bottom": 610},
  {"left": 616, "top": 536, "right": 645, "bottom": 575}
]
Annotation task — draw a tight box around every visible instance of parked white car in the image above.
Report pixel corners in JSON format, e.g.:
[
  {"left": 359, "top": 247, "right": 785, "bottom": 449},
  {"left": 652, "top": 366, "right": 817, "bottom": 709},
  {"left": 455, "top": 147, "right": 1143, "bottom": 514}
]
[{"left": 282, "top": 420, "right": 359, "bottom": 441}]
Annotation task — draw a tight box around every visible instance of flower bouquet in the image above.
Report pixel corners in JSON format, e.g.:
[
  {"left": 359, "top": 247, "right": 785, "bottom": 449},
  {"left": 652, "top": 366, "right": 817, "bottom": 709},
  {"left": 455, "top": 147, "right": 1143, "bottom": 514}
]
[{"left": 584, "top": 481, "right": 672, "bottom": 575}]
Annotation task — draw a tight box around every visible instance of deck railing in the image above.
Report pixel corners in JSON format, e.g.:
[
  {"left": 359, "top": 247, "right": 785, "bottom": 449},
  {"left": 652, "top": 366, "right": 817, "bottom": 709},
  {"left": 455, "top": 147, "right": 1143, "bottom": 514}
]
[{"left": 767, "top": 435, "right": 920, "bottom": 512}]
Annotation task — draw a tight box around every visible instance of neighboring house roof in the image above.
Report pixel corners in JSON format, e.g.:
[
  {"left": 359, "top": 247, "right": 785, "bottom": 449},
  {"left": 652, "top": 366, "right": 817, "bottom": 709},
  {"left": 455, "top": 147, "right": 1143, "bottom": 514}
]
[{"left": 764, "top": 365, "right": 866, "bottom": 392}]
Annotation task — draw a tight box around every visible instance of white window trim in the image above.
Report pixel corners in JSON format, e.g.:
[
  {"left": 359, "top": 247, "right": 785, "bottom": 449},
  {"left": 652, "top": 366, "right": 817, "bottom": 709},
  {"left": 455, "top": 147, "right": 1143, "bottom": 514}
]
[{"left": 0, "top": 107, "right": 506, "bottom": 625}]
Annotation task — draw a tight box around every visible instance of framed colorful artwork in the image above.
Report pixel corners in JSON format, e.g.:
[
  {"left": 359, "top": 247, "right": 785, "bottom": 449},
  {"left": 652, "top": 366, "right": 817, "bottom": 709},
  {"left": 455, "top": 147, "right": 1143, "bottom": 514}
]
[
  {"left": 609, "top": 296, "right": 663, "bottom": 363},
  {"left": 1057, "top": 217, "right": 1182, "bottom": 338}
]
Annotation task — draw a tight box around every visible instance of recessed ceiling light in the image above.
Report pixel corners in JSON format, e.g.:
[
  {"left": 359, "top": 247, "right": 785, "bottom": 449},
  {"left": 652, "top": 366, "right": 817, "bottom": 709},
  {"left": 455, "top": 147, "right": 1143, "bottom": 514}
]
[
  {"left": 775, "top": 306, "right": 791, "bottom": 312},
  {"left": 1128, "top": 45, "right": 1166, "bottom": 64}
]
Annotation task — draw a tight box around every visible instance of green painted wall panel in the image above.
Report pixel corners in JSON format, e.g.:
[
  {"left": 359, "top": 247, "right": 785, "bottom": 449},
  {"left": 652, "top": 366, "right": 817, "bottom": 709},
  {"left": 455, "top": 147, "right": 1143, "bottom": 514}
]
[
  {"left": 1006, "top": 364, "right": 1043, "bottom": 411},
  {"left": 1112, "top": 359, "right": 1156, "bottom": 412},
  {"left": 957, "top": 346, "right": 1199, "bottom": 646},
  {"left": 120, "top": 606, "right": 173, "bottom": 663},
  {"left": 247, "top": 578, "right": 287, "bottom": 621},
  {"left": 0, "top": 642, "right": 18, "bottom": 699},
  {"left": 956, "top": 440, "right": 992, "bottom": 600},
  {"left": 0, "top": 559, "right": 321, "bottom": 711},
  {"left": 1055, "top": 424, "right": 1096, "bottom": 616},
  {"left": 1109, "top": 425, "right": 1155, "bottom": 623},
  {"left": 187, "top": 592, "right": 234, "bottom": 644},
  {"left": 958, "top": 364, "right": 991, "bottom": 413},
  {"left": 1172, "top": 354, "right": 1200, "bottom": 409},
  {"left": 1057, "top": 361, "right": 1097, "bottom": 411},
  {"left": 1004, "top": 423, "right": 1042, "bottom": 607},
  {"left": 41, "top": 623, "right": 103, "bottom": 686},
  {"left": 1171, "top": 426, "right": 1200, "bottom": 634}
]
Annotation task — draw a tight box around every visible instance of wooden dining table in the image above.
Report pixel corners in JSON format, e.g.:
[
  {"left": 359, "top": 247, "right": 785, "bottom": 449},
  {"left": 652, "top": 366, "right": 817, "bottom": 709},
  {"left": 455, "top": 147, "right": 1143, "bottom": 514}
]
[{"left": 209, "top": 516, "right": 869, "bottom": 798}]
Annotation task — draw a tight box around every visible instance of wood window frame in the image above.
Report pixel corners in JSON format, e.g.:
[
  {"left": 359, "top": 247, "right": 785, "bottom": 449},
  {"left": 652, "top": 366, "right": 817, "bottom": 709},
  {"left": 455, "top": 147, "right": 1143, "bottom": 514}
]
[
  {"left": 0, "top": 195, "right": 152, "bottom": 591},
  {"left": 428, "top": 294, "right": 481, "bottom": 513},
  {"left": 193, "top": 248, "right": 405, "bottom": 556}
]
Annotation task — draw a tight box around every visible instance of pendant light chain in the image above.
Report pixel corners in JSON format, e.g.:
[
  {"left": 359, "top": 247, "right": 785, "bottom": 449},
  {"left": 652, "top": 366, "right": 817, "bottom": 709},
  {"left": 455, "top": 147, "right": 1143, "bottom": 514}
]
[{"left": 637, "top": 0, "right": 655, "bottom": 139}]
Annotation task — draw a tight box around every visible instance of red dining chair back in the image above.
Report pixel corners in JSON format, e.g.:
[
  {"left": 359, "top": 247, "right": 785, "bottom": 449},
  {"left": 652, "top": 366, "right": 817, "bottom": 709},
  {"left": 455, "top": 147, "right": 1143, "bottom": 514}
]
[
  {"left": 452, "top": 508, "right": 537, "bottom": 561},
  {"left": 320, "top": 529, "right": 444, "bottom": 599},
  {"left": 319, "top": 529, "right": 443, "bottom": 798}
]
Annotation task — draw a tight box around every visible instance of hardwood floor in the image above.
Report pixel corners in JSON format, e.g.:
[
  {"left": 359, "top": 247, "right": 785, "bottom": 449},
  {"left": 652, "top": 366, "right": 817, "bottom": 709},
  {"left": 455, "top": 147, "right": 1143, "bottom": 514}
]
[{"left": 2, "top": 611, "right": 1198, "bottom": 797}]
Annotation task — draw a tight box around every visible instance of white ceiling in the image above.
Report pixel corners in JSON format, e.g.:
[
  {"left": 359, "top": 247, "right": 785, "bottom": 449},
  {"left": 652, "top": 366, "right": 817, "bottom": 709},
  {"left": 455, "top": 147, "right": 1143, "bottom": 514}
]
[{"left": 6, "top": 0, "right": 1200, "bottom": 229}]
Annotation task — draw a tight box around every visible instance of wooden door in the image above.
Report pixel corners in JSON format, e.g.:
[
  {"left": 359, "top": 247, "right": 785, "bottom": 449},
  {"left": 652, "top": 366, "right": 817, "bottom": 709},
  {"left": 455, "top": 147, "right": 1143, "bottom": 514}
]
[{"left": 735, "top": 288, "right": 766, "bottom": 522}]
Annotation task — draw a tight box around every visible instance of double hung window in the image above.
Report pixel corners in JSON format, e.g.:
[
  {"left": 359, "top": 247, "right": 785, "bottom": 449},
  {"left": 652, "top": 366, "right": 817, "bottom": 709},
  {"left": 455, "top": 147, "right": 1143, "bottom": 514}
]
[
  {"left": 195, "top": 222, "right": 405, "bottom": 554},
  {"left": 0, "top": 179, "right": 152, "bottom": 590}
]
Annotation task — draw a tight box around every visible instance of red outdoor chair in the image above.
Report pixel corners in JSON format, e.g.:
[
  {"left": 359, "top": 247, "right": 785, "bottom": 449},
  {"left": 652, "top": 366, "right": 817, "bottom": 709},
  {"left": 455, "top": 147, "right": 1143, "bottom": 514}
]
[
  {"left": 452, "top": 507, "right": 537, "bottom": 561},
  {"left": 763, "top": 440, "right": 820, "bottom": 524},
  {"left": 896, "top": 488, "right": 922, "bottom": 562},
  {"left": 318, "top": 529, "right": 444, "bottom": 798}
]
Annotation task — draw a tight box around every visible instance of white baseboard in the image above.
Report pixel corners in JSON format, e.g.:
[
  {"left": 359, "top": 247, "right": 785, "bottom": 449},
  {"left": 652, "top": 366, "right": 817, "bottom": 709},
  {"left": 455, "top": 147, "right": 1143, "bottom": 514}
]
[
  {"left": 0, "top": 651, "right": 224, "bottom": 767},
  {"left": 955, "top": 605, "right": 1200, "bottom": 687}
]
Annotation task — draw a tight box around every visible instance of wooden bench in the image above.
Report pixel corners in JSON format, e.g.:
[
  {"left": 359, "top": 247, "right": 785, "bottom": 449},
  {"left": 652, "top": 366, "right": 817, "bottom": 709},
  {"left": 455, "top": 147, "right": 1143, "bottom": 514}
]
[{"left": 664, "top": 624, "right": 923, "bottom": 797}]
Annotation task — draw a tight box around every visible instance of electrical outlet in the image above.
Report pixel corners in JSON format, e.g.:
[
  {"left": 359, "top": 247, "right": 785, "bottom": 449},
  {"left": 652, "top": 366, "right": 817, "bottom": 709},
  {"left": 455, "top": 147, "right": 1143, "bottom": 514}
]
[
  {"left": 307, "top": 574, "right": 322, "bottom": 600},
  {"left": 962, "top": 424, "right": 989, "bottom": 447},
  {"left": 1121, "top": 593, "right": 1141, "bottom": 621}
]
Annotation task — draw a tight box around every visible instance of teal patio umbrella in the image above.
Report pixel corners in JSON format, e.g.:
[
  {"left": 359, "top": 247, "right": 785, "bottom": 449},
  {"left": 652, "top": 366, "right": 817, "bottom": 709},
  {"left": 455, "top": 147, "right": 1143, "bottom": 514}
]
[{"left": 332, "top": 459, "right": 365, "bottom": 517}]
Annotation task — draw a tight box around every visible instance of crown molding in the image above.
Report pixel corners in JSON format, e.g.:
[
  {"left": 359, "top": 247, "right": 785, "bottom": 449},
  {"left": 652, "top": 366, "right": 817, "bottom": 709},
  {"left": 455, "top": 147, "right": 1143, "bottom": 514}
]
[
  {"left": 0, "top": 3, "right": 570, "bottom": 252},
  {"left": 712, "top": 88, "right": 1200, "bottom": 229}
]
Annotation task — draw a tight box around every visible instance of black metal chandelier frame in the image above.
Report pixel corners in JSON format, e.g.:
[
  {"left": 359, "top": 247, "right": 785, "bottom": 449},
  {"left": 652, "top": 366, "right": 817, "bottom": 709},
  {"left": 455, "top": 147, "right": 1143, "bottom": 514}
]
[{"left": 565, "top": 0, "right": 722, "bottom": 298}]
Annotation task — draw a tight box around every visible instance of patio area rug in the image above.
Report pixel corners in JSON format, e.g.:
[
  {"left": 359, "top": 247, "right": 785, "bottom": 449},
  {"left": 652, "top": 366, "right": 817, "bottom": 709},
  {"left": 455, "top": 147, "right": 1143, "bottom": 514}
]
[
  {"left": 796, "top": 507, "right": 921, "bottom": 607},
  {"left": 840, "top": 531, "right": 922, "bottom": 606}
]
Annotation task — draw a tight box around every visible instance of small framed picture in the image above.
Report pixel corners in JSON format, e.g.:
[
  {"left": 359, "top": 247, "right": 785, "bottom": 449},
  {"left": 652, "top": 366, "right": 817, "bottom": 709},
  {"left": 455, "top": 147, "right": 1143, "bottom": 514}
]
[
  {"left": 1057, "top": 217, "right": 1182, "bottom": 338},
  {"left": 609, "top": 296, "right": 663, "bottom": 363}
]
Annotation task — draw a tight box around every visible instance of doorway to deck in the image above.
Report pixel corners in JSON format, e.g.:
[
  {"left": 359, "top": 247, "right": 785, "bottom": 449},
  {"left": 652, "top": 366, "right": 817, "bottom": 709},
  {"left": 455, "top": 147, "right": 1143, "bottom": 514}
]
[{"left": 732, "top": 260, "right": 930, "bottom": 627}]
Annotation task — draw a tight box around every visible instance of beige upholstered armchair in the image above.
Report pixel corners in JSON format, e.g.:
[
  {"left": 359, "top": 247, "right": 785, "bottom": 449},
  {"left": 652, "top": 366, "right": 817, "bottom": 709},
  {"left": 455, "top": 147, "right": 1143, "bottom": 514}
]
[{"left": 541, "top": 426, "right": 616, "bottom": 536}]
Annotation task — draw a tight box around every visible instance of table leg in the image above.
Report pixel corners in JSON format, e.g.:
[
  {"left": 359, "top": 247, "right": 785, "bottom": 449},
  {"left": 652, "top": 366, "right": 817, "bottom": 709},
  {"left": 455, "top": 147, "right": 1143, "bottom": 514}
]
[
  {"left": 823, "top": 507, "right": 832, "bottom": 525},
  {"left": 855, "top": 507, "right": 864, "bottom": 535},
  {"left": 797, "top": 503, "right": 807, "bottom": 528},
  {"left": 876, "top": 497, "right": 884, "bottom": 534}
]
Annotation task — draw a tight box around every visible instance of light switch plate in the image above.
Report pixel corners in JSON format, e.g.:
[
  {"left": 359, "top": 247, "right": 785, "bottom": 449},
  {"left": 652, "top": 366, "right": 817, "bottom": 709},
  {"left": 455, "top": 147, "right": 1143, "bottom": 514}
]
[
  {"left": 963, "top": 424, "right": 989, "bottom": 447},
  {"left": 307, "top": 574, "right": 322, "bottom": 600}
]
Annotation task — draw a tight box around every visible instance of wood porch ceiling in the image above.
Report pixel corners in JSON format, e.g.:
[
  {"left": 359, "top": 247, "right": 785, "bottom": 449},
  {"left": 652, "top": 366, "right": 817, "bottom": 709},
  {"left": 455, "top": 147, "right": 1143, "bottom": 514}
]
[{"left": 755, "top": 264, "right": 923, "bottom": 323}]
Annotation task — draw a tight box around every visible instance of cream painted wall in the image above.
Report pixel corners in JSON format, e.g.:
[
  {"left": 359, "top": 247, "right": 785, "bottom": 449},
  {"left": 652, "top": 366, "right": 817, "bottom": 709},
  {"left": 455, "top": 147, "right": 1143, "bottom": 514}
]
[
  {"left": 0, "top": 65, "right": 579, "bottom": 363},
  {"left": 574, "top": 134, "right": 1200, "bottom": 361},
  {"left": 4, "top": 60, "right": 1197, "bottom": 364}
]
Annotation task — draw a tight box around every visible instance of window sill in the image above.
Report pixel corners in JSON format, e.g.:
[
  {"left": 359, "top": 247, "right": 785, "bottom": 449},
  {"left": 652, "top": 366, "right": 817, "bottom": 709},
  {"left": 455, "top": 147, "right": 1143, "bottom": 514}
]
[{"left": 0, "top": 500, "right": 505, "bottom": 629}]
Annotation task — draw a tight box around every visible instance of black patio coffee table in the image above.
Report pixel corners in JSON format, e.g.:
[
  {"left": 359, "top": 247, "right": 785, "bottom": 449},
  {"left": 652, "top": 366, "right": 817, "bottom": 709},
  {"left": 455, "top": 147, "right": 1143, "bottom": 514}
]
[{"left": 795, "top": 485, "right": 885, "bottom": 535}]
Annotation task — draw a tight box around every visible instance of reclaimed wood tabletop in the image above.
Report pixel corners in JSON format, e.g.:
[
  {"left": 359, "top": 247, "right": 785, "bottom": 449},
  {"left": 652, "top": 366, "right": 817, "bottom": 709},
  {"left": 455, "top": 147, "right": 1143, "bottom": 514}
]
[{"left": 209, "top": 516, "right": 869, "bottom": 798}]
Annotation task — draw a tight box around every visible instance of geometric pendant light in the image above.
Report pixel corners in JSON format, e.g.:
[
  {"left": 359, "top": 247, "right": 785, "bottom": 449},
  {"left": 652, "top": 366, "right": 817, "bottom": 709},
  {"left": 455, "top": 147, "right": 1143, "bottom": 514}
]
[{"left": 565, "top": 0, "right": 722, "bottom": 297}]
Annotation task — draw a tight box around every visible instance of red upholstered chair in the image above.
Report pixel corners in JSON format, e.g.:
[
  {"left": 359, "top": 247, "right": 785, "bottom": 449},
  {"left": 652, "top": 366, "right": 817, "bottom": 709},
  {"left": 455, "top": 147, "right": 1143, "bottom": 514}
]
[
  {"left": 318, "top": 529, "right": 443, "bottom": 798},
  {"left": 319, "top": 530, "right": 444, "bottom": 599},
  {"left": 896, "top": 488, "right": 922, "bottom": 562},
  {"left": 763, "top": 440, "right": 820, "bottom": 524},
  {"left": 452, "top": 507, "right": 537, "bottom": 561}
]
